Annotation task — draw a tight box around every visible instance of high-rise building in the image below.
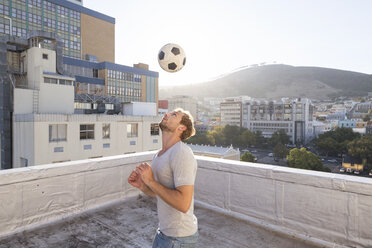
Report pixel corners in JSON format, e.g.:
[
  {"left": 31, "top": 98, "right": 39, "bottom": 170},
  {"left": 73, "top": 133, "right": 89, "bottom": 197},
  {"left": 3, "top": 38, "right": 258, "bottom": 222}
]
[
  {"left": 0, "top": 0, "right": 160, "bottom": 169},
  {"left": 220, "top": 96, "right": 251, "bottom": 127},
  {"left": 0, "top": 0, "right": 114, "bottom": 61}
]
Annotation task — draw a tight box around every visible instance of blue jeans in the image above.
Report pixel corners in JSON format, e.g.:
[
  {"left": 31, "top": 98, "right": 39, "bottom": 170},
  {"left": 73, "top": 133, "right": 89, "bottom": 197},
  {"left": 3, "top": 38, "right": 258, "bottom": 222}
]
[{"left": 152, "top": 229, "right": 199, "bottom": 248}]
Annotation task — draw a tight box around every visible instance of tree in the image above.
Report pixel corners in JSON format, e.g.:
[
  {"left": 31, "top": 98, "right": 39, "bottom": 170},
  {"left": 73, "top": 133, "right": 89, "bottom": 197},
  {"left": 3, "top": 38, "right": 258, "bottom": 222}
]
[
  {"left": 348, "top": 135, "right": 372, "bottom": 165},
  {"left": 241, "top": 152, "right": 256, "bottom": 163},
  {"left": 254, "top": 131, "right": 266, "bottom": 147},
  {"left": 270, "top": 130, "right": 291, "bottom": 147},
  {"left": 315, "top": 127, "right": 360, "bottom": 156},
  {"left": 186, "top": 132, "right": 214, "bottom": 145},
  {"left": 223, "top": 125, "right": 243, "bottom": 146},
  {"left": 239, "top": 129, "right": 256, "bottom": 147},
  {"left": 286, "top": 148, "right": 331, "bottom": 172},
  {"left": 209, "top": 126, "right": 226, "bottom": 146},
  {"left": 315, "top": 137, "right": 339, "bottom": 157},
  {"left": 273, "top": 143, "right": 289, "bottom": 160}
]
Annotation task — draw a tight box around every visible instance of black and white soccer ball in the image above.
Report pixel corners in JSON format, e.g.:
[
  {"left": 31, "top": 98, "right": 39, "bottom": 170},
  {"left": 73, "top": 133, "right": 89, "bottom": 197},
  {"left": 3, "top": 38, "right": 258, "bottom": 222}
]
[{"left": 158, "top": 43, "right": 186, "bottom": 73}]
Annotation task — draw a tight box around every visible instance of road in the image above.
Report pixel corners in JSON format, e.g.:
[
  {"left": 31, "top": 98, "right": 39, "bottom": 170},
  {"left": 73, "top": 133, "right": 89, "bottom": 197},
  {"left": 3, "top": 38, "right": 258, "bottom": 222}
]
[{"left": 241, "top": 149, "right": 370, "bottom": 177}]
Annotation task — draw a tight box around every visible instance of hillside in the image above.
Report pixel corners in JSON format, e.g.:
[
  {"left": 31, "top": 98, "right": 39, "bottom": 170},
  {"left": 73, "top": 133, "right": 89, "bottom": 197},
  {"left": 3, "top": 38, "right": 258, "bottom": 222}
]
[{"left": 159, "top": 64, "right": 372, "bottom": 100}]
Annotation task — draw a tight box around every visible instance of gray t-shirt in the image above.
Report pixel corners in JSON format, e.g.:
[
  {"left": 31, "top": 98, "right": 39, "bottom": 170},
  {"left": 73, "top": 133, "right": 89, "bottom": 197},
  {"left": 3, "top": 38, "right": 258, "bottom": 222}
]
[{"left": 151, "top": 141, "right": 198, "bottom": 237}]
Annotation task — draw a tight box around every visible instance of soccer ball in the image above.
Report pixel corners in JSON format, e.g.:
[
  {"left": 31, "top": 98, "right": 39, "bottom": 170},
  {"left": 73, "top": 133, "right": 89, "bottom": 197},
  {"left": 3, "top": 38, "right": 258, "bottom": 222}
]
[{"left": 158, "top": 43, "right": 186, "bottom": 73}]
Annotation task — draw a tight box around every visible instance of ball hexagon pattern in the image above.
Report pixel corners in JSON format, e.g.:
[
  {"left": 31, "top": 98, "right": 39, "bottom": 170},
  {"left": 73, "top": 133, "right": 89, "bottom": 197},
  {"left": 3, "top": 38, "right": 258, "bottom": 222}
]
[{"left": 158, "top": 43, "right": 186, "bottom": 73}]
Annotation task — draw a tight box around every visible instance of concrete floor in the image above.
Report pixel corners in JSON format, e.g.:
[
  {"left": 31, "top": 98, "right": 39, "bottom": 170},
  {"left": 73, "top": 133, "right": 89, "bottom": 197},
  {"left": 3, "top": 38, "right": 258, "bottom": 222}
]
[{"left": 0, "top": 195, "right": 320, "bottom": 248}]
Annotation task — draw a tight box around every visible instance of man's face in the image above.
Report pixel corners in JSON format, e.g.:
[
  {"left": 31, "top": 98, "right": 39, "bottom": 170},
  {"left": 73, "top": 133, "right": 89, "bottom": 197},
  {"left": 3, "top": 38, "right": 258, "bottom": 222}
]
[{"left": 159, "top": 111, "right": 183, "bottom": 133}]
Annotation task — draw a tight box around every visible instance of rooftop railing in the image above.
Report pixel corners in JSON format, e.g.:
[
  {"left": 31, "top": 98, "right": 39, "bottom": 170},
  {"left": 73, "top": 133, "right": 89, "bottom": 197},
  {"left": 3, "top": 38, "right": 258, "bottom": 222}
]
[{"left": 0, "top": 152, "right": 371, "bottom": 247}]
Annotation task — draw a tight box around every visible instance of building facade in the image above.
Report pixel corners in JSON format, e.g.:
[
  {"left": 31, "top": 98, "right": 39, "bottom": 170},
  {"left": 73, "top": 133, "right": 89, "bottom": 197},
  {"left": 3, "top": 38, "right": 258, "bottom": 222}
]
[
  {"left": 9, "top": 33, "right": 161, "bottom": 168},
  {"left": 0, "top": 0, "right": 161, "bottom": 169},
  {"left": 167, "top": 95, "right": 197, "bottom": 121},
  {"left": 0, "top": 0, "right": 114, "bottom": 61},
  {"left": 220, "top": 97, "right": 245, "bottom": 127},
  {"left": 13, "top": 114, "right": 161, "bottom": 167}
]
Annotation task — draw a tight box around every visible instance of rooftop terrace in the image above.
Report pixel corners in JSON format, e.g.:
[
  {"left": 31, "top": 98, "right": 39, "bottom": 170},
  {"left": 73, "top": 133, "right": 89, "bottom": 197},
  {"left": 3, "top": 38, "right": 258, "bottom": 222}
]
[{"left": 0, "top": 152, "right": 371, "bottom": 247}]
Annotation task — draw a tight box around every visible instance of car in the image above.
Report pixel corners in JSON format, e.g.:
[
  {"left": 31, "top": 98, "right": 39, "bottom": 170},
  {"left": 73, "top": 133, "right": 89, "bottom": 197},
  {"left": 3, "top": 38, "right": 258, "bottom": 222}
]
[
  {"left": 346, "top": 168, "right": 354, "bottom": 173},
  {"left": 327, "top": 159, "right": 337, "bottom": 163},
  {"left": 268, "top": 153, "right": 273, "bottom": 157},
  {"left": 251, "top": 150, "right": 257, "bottom": 153},
  {"left": 369, "top": 170, "right": 372, "bottom": 176},
  {"left": 339, "top": 167, "right": 346, "bottom": 173},
  {"left": 354, "top": 170, "right": 360, "bottom": 175}
]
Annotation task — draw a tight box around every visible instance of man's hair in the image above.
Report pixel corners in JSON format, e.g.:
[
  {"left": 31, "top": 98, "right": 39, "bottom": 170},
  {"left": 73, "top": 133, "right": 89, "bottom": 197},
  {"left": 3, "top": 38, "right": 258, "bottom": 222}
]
[{"left": 174, "top": 108, "right": 196, "bottom": 140}]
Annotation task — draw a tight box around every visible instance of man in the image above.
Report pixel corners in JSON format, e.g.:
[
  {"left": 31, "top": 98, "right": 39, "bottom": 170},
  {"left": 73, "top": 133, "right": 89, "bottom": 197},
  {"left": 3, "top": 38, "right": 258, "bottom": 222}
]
[{"left": 128, "top": 108, "right": 198, "bottom": 248}]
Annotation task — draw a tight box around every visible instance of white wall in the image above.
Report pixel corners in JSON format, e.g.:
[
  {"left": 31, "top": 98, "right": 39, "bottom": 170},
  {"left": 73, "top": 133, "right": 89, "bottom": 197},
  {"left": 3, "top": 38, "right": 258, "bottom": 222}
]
[
  {"left": 195, "top": 157, "right": 372, "bottom": 248},
  {"left": 122, "top": 102, "right": 157, "bottom": 116},
  {"left": 14, "top": 89, "right": 33, "bottom": 114},
  {"left": 1, "top": 154, "right": 371, "bottom": 248},
  {"left": 38, "top": 83, "right": 74, "bottom": 114},
  {"left": 12, "top": 120, "right": 35, "bottom": 168},
  {"left": 0, "top": 152, "right": 153, "bottom": 238},
  {"left": 13, "top": 114, "right": 162, "bottom": 167}
]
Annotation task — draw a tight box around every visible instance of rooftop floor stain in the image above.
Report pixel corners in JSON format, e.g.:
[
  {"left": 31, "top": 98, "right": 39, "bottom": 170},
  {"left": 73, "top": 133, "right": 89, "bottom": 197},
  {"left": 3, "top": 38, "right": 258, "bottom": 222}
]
[{"left": 0, "top": 195, "right": 320, "bottom": 248}]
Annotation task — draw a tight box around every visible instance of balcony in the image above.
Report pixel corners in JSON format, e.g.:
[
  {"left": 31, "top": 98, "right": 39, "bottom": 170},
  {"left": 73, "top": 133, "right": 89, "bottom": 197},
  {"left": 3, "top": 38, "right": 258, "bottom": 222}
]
[{"left": 0, "top": 152, "right": 371, "bottom": 247}]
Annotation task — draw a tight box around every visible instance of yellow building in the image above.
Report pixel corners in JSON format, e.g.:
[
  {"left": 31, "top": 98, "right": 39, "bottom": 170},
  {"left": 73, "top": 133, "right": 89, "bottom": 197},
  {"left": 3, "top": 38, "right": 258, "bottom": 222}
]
[{"left": 342, "top": 155, "right": 363, "bottom": 171}]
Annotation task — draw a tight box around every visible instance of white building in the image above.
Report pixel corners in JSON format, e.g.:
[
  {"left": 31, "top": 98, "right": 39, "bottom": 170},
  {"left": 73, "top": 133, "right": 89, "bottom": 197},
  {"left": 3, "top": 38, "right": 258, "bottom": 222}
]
[
  {"left": 242, "top": 98, "right": 314, "bottom": 144},
  {"left": 220, "top": 96, "right": 251, "bottom": 127},
  {"left": 13, "top": 114, "right": 161, "bottom": 168},
  {"left": 167, "top": 95, "right": 197, "bottom": 121},
  {"left": 11, "top": 34, "right": 161, "bottom": 168}
]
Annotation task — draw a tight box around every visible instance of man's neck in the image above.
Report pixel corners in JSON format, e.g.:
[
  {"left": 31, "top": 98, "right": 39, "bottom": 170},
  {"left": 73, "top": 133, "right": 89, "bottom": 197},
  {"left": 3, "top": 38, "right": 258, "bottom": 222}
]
[{"left": 161, "top": 131, "right": 181, "bottom": 152}]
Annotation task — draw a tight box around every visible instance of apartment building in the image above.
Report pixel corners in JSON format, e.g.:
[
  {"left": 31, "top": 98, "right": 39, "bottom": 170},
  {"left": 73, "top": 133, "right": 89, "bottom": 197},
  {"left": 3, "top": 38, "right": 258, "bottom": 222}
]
[
  {"left": 9, "top": 33, "right": 161, "bottom": 168},
  {"left": 0, "top": 1, "right": 160, "bottom": 169},
  {"left": 220, "top": 96, "right": 251, "bottom": 127},
  {"left": 243, "top": 98, "right": 314, "bottom": 143}
]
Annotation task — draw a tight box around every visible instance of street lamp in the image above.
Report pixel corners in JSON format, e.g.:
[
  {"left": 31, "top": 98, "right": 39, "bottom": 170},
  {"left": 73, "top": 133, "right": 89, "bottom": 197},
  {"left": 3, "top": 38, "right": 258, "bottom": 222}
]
[{"left": 4, "top": 16, "right": 12, "bottom": 36}]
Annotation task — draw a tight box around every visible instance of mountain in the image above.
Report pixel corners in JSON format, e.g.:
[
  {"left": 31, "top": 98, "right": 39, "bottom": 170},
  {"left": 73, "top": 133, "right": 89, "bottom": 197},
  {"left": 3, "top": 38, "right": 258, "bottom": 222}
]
[{"left": 159, "top": 64, "right": 372, "bottom": 100}]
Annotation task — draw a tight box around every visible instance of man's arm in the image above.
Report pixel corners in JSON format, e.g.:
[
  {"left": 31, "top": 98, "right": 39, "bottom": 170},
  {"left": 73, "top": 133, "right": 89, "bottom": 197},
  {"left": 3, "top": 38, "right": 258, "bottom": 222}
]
[
  {"left": 136, "top": 163, "right": 193, "bottom": 213},
  {"left": 128, "top": 170, "right": 156, "bottom": 198}
]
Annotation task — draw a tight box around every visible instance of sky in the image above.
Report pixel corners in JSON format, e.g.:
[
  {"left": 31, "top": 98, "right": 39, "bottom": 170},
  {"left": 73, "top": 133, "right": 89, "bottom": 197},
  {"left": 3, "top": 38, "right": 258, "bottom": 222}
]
[{"left": 84, "top": 0, "right": 372, "bottom": 86}]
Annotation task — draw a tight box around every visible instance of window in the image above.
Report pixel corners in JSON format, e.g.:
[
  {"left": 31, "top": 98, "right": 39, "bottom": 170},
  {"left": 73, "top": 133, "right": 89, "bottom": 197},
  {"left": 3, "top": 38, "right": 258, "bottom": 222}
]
[
  {"left": 42, "top": 53, "right": 48, "bottom": 59},
  {"left": 127, "top": 123, "right": 138, "bottom": 138},
  {"left": 93, "top": 69, "right": 98, "bottom": 78},
  {"left": 49, "top": 124, "right": 67, "bottom": 142},
  {"left": 151, "top": 123, "right": 160, "bottom": 136},
  {"left": 44, "top": 77, "right": 57, "bottom": 84},
  {"left": 102, "top": 124, "right": 110, "bottom": 139},
  {"left": 80, "top": 124, "right": 94, "bottom": 140}
]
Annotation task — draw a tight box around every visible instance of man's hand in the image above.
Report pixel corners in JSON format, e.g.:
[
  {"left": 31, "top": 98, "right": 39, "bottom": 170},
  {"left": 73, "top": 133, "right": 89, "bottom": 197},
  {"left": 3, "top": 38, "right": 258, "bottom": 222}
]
[
  {"left": 128, "top": 170, "right": 144, "bottom": 189},
  {"left": 136, "top": 162, "right": 155, "bottom": 185}
]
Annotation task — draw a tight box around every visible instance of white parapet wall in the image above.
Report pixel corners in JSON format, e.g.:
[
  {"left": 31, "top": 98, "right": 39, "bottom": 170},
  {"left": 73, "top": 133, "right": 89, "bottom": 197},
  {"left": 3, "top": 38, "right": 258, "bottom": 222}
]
[
  {"left": 0, "top": 152, "right": 154, "bottom": 238},
  {"left": 0, "top": 153, "right": 371, "bottom": 247},
  {"left": 195, "top": 156, "right": 372, "bottom": 248}
]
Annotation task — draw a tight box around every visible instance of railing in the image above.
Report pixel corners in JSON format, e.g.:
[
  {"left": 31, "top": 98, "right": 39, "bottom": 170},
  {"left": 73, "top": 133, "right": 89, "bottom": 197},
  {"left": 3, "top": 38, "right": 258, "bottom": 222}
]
[{"left": 0, "top": 153, "right": 371, "bottom": 247}]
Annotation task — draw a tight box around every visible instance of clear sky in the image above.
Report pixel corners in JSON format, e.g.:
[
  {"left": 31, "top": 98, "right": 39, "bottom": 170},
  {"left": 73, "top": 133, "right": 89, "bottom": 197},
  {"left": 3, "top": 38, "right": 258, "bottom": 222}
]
[{"left": 84, "top": 0, "right": 372, "bottom": 86}]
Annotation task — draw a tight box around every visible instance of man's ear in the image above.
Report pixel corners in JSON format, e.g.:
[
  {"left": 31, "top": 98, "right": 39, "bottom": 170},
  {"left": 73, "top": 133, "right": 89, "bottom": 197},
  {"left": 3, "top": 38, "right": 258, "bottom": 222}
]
[{"left": 178, "top": 125, "right": 187, "bottom": 132}]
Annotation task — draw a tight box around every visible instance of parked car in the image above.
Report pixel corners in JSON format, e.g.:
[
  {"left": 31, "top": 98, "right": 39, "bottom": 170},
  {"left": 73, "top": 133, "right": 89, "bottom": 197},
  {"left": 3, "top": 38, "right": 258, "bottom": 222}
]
[
  {"left": 354, "top": 170, "right": 360, "bottom": 175},
  {"left": 369, "top": 170, "right": 372, "bottom": 176},
  {"left": 339, "top": 167, "right": 346, "bottom": 173},
  {"left": 327, "top": 159, "right": 337, "bottom": 163},
  {"left": 268, "top": 153, "right": 273, "bottom": 157},
  {"left": 346, "top": 168, "right": 354, "bottom": 173},
  {"left": 251, "top": 150, "right": 257, "bottom": 153}
]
